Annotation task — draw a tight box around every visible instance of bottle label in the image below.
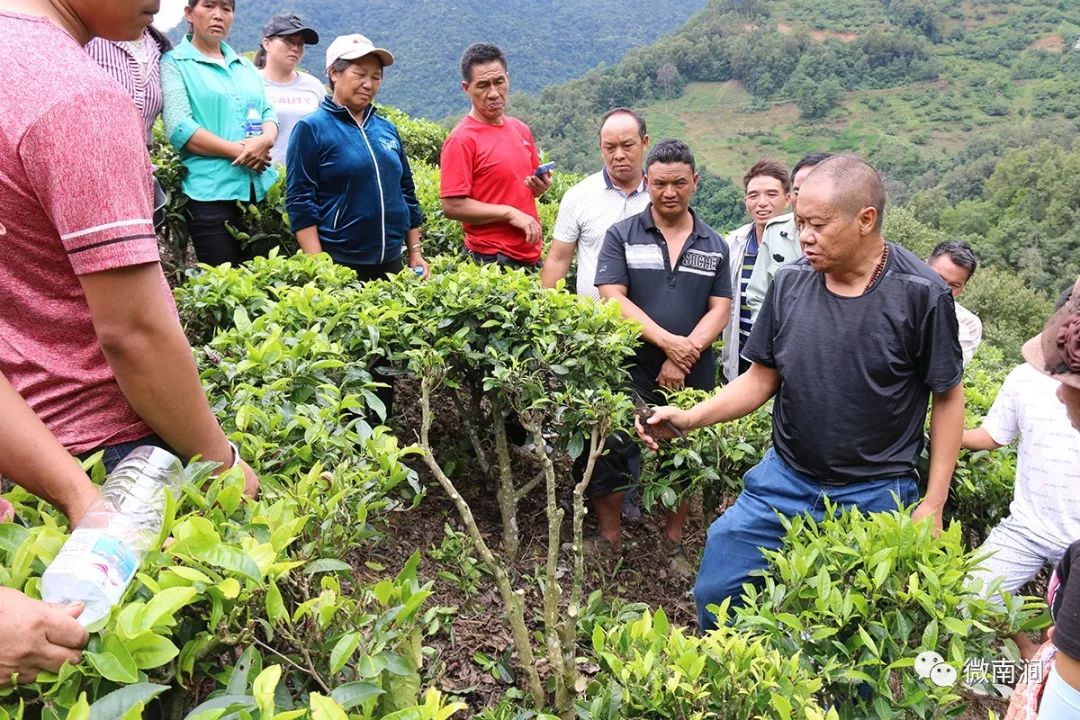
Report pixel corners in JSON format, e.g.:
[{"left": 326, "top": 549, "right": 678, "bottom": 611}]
[{"left": 51, "top": 529, "right": 140, "bottom": 592}]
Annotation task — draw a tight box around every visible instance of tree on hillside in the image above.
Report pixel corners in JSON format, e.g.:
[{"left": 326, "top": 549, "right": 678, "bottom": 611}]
[
  {"left": 725, "top": 0, "right": 764, "bottom": 20},
  {"left": 882, "top": 0, "right": 944, "bottom": 42},
  {"left": 656, "top": 62, "right": 685, "bottom": 98},
  {"left": 694, "top": 169, "right": 746, "bottom": 234},
  {"left": 793, "top": 75, "right": 844, "bottom": 119}
]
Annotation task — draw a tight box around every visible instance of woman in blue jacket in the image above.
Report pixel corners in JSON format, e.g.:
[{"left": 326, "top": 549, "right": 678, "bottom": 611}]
[{"left": 286, "top": 34, "right": 429, "bottom": 282}]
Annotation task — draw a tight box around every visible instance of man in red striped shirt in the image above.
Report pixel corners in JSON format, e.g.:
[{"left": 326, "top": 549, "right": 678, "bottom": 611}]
[{"left": 0, "top": 0, "right": 258, "bottom": 493}]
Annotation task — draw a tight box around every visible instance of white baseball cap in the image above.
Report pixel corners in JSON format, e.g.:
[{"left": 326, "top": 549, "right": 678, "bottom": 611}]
[{"left": 325, "top": 34, "right": 394, "bottom": 72}]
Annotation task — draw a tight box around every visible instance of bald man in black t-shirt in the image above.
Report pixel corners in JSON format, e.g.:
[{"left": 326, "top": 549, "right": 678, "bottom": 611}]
[{"left": 637, "top": 155, "right": 967, "bottom": 631}]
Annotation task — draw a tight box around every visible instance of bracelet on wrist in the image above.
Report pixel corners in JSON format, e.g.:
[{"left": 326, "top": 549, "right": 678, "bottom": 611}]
[{"left": 226, "top": 440, "right": 240, "bottom": 470}]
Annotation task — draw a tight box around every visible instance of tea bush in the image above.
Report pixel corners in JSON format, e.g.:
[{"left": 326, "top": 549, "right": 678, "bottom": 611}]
[
  {"left": 175, "top": 250, "right": 358, "bottom": 345},
  {"left": 410, "top": 161, "right": 465, "bottom": 262},
  {"left": 351, "top": 260, "right": 640, "bottom": 711},
  {"left": 0, "top": 460, "right": 461, "bottom": 720},
  {"left": 730, "top": 505, "right": 1041, "bottom": 719},
  {"left": 639, "top": 388, "right": 771, "bottom": 512},
  {"left": 0, "top": 255, "right": 476, "bottom": 718},
  {"left": 945, "top": 347, "right": 1017, "bottom": 548},
  {"left": 176, "top": 251, "right": 643, "bottom": 712},
  {"left": 580, "top": 608, "right": 838, "bottom": 720}
]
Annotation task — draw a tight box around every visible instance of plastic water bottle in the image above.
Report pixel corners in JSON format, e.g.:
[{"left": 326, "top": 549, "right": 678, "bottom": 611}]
[
  {"left": 41, "top": 447, "right": 184, "bottom": 627},
  {"left": 243, "top": 103, "right": 262, "bottom": 139}
]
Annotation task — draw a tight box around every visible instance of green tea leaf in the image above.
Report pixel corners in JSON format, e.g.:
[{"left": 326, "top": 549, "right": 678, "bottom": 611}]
[
  {"left": 252, "top": 664, "right": 282, "bottom": 719},
  {"left": 200, "top": 545, "right": 263, "bottom": 583},
  {"left": 303, "top": 559, "right": 351, "bottom": 575},
  {"left": 126, "top": 633, "right": 180, "bottom": 670},
  {"left": 308, "top": 693, "right": 348, "bottom": 720},
  {"left": 140, "top": 586, "right": 198, "bottom": 630},
  {"left": 88, "top": 683, "right": 169, "bottom": 720},
  {"left": 85, "top": 649, "right": 138, "bottom": 685},
  {"left": 328, "top": 681, "right": 384, "bottom": 710},
  {"left": 329, "top": 632, "right": 361, "bottom": 675}
]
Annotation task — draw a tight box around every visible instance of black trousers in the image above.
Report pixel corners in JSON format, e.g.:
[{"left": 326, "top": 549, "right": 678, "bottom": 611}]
[
  {"left": 467, "top": 249, "right": 541, "bottom": 271},
  {"left": 78, "top": 433, "right": 175, "bottom": 474},
  {"left": 343, "top": 256, "right": 405, "bottom": 282},
  {"left": 186, "top": 199, "right": 247, "bottom": 266}
]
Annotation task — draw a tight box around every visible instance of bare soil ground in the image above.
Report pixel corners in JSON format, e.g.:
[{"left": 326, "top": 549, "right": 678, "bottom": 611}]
[{"left": 356, "top": 380, "right": 1011, "bottom": 718}]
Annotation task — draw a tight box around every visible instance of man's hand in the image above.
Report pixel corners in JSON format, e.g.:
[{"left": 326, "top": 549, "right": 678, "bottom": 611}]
[
  {"left": 662, "top": 335, "right": 701, "bottom": 373},
  {"left": 0, "top": 588, "right": 88, "bottom": 685},
  {"left": 237, "top": 460, "right": 259, "bottom": 498},
  {"left": 508, "top": 208, "right": 543, "bottom": 245},
  {"left": 634, "top": 406, "right": 691, "bottom": 452},
  {"left": 657, "top": 359, "right": 687, "bottom": 390},
  {"left": 524, "top": 170, "right": 553, "bottom": 198},
  {"left": 912, "top": 498, "right": 945, "bottom": 536}
]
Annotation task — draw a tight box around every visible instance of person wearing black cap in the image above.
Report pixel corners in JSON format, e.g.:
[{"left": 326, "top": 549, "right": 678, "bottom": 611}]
[{"left": 255, "top": 12, "right": 323, "bottom": 167}]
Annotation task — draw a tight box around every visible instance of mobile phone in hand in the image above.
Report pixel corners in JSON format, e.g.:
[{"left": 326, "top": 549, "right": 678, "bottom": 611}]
[{"left": 534, "top": 161, "right": 556, "bottom": 177}]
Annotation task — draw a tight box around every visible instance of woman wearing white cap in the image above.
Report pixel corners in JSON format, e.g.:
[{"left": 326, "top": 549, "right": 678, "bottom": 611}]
[
  {"left": 285, "top": 34, "right": 427, "bottom": 281},
  {"left": 285, "top": 34, "right": 429, "bottom": 419},
  {"left": 255, "top": 12, "right": 325, "bottom": 166}
]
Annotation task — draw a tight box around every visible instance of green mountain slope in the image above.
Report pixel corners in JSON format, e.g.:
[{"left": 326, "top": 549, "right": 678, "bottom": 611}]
[
  {"left": 197, "top": 0, "right": 707, "bottom": 118},
  {"left": 517, "top": 0, "right": 1080, "bottom": 293},
  {"left": 520, "top": 0, "right": 1080, "bottom": 193}
]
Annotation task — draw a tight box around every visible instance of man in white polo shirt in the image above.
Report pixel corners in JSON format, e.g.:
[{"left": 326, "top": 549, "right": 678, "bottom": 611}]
[
  {"left": 541, "top": 107, "right": 650, "bottom": 296},
  {"left": 964, "top": 284, "right": 1080, "bottom": 658}
]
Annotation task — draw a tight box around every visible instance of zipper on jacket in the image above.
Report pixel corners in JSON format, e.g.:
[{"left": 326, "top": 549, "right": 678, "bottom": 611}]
[{"left": 348, "top": 106, "right": 387, "bottom": 264}]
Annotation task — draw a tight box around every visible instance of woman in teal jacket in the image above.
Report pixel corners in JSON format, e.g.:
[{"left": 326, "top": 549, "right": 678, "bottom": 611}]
[
  {"left": 285, "top": 34, "right": 428, "bottom": 282},
  {"left": 162, "top": 0, "right": 278, "bottom": 266}
]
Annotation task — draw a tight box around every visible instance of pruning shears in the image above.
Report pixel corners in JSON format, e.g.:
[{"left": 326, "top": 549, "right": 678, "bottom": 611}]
[{"left": 632, "top": 390, "right": 687, "bottom": 444}]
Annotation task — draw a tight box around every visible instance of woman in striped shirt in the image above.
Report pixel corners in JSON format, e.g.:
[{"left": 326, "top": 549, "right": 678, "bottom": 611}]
[
  {"left": 86, "top": 26, "right": 172, "bottom": 227},
  {"left": 86, "top": 25, "right": 171, "bottom": 147}
]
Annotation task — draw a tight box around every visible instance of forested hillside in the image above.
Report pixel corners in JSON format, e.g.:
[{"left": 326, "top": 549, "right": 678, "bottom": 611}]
[
  {"left": 517, "top": 0, "right": 1080, "bottom": 294},
  {"left": 211, "top": 0, "right": 707, "bottom": 118}
]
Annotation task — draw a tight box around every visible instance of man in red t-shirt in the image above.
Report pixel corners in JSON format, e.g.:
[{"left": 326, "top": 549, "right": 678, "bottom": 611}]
[
  {"left": 440, "top": 43, "right": 553, "bottom": 267},
  {"left": 0, "top": 0, "right": 257, "bottom": 494}
]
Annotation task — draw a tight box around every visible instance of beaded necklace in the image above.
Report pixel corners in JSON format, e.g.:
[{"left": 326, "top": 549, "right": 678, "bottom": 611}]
[{"left": 862, "top": 243, "right": 890, "bottom": 295}]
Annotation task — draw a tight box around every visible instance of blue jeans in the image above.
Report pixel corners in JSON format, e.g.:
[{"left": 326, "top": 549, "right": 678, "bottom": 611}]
[
  {"left": 1039, "top": 664, "right": 1080, "bottom": 718},
  {"left": 694, "top": 448, "right": 919, "bottom": 631},
  {"left": 78, "top": 434, "right": 175, "bottom": 474}
]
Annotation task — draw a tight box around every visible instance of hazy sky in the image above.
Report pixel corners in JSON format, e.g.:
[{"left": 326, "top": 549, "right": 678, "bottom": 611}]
[{"left": 156, "top": 0, "right": 186, "bottom": 31}]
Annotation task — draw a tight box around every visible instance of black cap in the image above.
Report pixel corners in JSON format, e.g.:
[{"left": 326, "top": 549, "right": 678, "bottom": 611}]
[{"left": 262, "top": 13, "right": 319, "bottom": 44}]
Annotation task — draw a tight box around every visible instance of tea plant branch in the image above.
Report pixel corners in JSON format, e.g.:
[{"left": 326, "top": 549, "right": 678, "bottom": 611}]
[
  {"left": 514, "top": 467, "right": 546, "bottom": 504},
  {"left": 450, "top": 388, "right": 491, "bottom": 475},
  {"left": 250, "top": 637, "right": 328, "bottom": 692},
  {"left": 491, "top": 399, "right": 521, "bottom": 557},
  {"left": 526, "top": 420, "right": 573, "bottom": 714},
  {"left": 419, "top": 373, "right": 545, "bottom": 709},
  {"left": 570, "top": 427, "right": 606, "bottom": 615}
]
